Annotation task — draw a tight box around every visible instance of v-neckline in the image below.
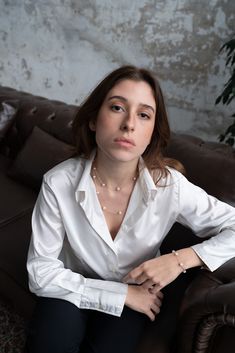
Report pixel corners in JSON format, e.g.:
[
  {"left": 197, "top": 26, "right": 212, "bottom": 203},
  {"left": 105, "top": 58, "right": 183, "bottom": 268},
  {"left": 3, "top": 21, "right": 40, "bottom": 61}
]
[{"left": 91, "top": 176, "right": 139, "bottom": 242}]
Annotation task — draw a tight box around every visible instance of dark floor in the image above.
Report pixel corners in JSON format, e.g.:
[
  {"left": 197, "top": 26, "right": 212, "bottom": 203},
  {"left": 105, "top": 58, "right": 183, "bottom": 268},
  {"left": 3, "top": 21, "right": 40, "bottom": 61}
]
[{"left": 0, "top": 297, "right": 27, "bottom": 353}]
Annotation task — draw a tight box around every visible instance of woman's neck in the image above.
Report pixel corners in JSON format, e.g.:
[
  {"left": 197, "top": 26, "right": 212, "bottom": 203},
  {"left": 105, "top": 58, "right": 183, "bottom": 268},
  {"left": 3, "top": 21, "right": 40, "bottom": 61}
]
[{"left": 93, "top": 153, "right": 139, "bottom": 190}]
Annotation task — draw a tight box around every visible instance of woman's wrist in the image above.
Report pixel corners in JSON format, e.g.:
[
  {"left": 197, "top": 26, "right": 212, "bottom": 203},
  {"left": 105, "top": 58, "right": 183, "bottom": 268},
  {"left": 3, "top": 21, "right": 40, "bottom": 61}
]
[
  {"left": 172, "top": 247, "right": 203, "bottom": 271},
  {"left": 172, "top": 250, "right": 187, "bottom": 273}
]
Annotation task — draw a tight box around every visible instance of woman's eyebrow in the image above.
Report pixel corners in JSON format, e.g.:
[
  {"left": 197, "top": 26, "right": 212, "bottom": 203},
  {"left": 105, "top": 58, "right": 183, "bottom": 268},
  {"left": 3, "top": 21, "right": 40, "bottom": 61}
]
[
  {"left": 108, "top": 95, "right": 127, "bottom": 102},
  {"left": 139, "top": 103, "right": 155, "bottom": 113},
  {"left": 108, "top": 95, "right": 155, "bottom": 113}
]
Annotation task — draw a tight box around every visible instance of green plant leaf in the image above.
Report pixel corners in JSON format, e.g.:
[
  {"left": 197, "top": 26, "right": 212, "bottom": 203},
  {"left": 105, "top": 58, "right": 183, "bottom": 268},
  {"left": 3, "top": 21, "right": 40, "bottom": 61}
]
[
  {"left": 227, "top": 95, "right": 235, "bottom": 105},
  {"left": 220, "top": 39, "right": 235, "bottom": 53},
  {"left": 219, "top": 78, "right": 235, "bottom": 104},
  {"left": 216, "top": 36, "right": 235, "bottom": 145},
  {"left": 225, "top": 124, "right": 235, "bottom": 135},
  {"left": 232, "top": 55, "right": 235, "bottom": 66},
  {"left": 215, "top": 96, "right": 222, "bottom": 105},
  {"left": 219, "top": 134, "right": 225, "bottom": 142},
  {"left": 225, "top": 137, "right": 235, "bottom": 146}
]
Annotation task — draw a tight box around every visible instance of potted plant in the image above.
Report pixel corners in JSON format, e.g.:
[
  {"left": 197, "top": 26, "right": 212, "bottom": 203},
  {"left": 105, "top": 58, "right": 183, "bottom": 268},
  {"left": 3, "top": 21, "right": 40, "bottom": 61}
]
[{"left": 215, "top": 37, "right": 235, "bottom": 146}]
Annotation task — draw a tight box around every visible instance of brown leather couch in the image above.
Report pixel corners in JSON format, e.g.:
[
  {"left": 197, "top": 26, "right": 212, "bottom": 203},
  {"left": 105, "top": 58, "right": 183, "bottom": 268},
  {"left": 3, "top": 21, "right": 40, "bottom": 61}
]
[{"left": 0, "top": 85, "right": 235, "bottom": 353}]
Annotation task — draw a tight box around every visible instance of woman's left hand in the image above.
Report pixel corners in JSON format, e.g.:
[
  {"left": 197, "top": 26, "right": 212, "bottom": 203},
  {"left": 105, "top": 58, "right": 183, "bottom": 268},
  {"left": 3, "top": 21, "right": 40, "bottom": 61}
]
[
  {"left": 123, "top": 248, "right": 203, "bottom": 293},
  {"left": 123, "top": 253, "right": 183, "bottom": 293}
]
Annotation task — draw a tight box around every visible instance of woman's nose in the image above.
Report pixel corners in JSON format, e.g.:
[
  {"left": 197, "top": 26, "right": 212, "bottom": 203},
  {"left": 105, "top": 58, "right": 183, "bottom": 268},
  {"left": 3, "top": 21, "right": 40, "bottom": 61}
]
[{"left": 120, "top": 113, "right": 135, "bottom": 132}]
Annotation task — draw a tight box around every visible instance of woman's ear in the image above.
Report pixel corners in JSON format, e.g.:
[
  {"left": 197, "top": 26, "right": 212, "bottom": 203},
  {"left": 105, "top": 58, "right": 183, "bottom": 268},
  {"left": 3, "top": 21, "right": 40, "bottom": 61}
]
[{"left": 89, "top": 121, "right": 96, "bottom": 131}]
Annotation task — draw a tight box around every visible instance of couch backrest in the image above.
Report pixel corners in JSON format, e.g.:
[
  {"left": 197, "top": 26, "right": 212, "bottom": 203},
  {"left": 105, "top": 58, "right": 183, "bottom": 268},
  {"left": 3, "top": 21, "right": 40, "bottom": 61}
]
[
  {"left": 0, "top": 86, "right": 77, "bottom": 158},
  {"left": 165, "top": 133, "right": 235, "bottom": 207}
]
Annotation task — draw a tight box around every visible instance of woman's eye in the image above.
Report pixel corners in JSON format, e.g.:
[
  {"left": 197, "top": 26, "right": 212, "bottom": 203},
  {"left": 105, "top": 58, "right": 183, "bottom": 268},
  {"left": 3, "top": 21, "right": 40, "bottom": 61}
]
[
  {"left": 111, "top": 105, "right": 124, "bottom": 112},
  {"left": 139, "top": 112, "right": 150, "bottom": 119}
]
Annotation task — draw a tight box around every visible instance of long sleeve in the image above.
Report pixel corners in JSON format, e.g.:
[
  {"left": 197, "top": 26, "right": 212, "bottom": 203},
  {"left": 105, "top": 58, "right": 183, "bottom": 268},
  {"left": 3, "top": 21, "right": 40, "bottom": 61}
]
[
  {"left": 27, "top": 179, "right": 128, "bottom": 317},
  {"left": 176, "top": 172, "right": 235, "bottom": 271}
]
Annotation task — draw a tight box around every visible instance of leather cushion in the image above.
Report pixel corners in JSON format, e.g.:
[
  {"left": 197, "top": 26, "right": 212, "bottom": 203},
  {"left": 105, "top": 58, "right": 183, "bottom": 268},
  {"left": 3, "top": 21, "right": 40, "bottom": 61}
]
[
  {"left": 8, "top": 126, "right": 75, "bottom": 190},
  {"left": 165, "top": 135, "right": 235, "bottom": 207},
  {"left": 0, "top": 155, "right": 36, "bottom": 227}
]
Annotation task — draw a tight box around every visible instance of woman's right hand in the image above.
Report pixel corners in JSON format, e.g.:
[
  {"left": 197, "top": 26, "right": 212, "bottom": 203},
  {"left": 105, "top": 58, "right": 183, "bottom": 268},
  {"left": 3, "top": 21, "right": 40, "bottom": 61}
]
[{"left": 125, "top": 284, "right": 163, "bottom": 321}]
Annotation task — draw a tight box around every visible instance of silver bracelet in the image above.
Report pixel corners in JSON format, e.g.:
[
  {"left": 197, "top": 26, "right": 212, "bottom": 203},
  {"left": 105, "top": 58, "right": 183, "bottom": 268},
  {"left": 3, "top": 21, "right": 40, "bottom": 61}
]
[{"left": 172, "top": 250, "right": 187, "bottom": 273}]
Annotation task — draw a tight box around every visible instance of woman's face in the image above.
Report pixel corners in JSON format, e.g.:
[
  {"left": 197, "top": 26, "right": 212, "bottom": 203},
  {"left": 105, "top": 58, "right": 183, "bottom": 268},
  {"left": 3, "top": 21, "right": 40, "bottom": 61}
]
[{"left": 91, "top": 79, "right": 156, "bottom": 164}]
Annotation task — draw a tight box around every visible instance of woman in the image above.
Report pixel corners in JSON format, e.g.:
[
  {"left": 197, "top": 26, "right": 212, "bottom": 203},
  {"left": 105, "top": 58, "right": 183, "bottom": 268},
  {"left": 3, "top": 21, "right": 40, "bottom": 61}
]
[{"left": 25, "top": 65, "right": 235, "bottom": 353}]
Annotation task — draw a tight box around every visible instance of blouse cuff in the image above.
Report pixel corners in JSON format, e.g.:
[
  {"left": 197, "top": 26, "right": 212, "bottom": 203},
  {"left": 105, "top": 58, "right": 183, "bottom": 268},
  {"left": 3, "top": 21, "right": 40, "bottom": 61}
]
[
  {"left": 191, "top": 244, "right": 224, "bottom": 272},
  {"left": 80, "top": 279, "right": 128, "bottom": 317}
]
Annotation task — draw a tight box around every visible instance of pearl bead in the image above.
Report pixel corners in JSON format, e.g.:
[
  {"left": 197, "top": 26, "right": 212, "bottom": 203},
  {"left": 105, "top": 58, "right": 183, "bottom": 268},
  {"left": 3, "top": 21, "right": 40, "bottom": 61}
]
[
  {"left": 117, "top": 211, "right": 122, "bottom": 215},
  {"left": 116, "top": 186, "right": 121, "bottom": 191}
]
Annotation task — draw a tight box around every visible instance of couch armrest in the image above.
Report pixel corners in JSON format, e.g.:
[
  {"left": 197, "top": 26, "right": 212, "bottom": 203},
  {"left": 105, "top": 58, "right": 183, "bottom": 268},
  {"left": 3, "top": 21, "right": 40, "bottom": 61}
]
[
  {"left": 177, "top": 257, "right": 235, "bottom": 353},
  {"left": 208, "top": 256, "right": 235, "bottom": 282}
]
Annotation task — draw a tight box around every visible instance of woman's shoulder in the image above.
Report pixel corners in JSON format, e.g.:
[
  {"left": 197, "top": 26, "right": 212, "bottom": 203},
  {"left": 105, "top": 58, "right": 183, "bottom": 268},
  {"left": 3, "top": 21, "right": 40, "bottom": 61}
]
[
  {"left": 43, "top": 157, "right": 86, "bottom": 188},
  {"left": 150, "top": 166, "right": 184, "bottom": 187},
  {"left": 146, "top": 156, "right": 186, "bottom": 187},
  {"left": 166, "top": 167, "right": 185, "bottom": 185}
]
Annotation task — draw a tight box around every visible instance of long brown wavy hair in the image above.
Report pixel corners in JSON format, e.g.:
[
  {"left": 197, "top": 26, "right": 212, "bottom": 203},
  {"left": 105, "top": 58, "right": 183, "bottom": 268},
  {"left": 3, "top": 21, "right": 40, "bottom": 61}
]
[{"left": 72, "top": 65, "right": 184, "bottom": 183}]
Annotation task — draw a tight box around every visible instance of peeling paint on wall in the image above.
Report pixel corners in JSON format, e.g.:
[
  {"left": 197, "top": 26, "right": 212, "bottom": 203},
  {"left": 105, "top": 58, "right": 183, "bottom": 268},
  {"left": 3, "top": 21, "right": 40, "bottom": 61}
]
[{"left": 0, "top": 0, "right": 234, "bottom": 141}]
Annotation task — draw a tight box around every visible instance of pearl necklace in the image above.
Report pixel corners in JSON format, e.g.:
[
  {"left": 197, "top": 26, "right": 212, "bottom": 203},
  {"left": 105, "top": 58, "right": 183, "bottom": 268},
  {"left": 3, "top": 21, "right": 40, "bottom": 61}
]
[{"left": 91, "top": 166, "right": 138, "bottom": 215}]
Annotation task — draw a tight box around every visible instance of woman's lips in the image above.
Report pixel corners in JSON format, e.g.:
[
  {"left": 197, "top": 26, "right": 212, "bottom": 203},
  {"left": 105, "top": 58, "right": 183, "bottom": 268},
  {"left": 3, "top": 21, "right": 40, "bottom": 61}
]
[{"left": 114, "top": 137, "right": 136, "bottom": 147}]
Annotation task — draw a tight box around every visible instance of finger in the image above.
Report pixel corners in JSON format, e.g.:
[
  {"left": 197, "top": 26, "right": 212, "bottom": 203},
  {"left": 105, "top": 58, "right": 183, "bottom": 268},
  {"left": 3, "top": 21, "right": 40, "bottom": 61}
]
[
  {"left": 142, "top": 279, "right": 155, "bottom": 289},
  {"left": 147, "top": 309, "right": 156, "bottom": 322},
  {"left": 151, "top": 283, "right": 165, "bottom": 293},
  {"left": 148, "top": 290, "right": 162, "bottom": 305},
  {"left": 134, "top": 273, "right": 150, "bottom": 285},
  {"left": 148, "top": 283, "right": 162, "bottom": 294},
  {"left": 124, "top": 272, "right": 148, "bottom": 285},
  {"left": 154, "top": 296, "right": 163, "bottom": 307},
  {"left": 157, "top": 291, "right": 164, "bottom": 299},
  {"left": 149, "top": 289, "right": 164, "bottom": 300},
  {"left": 123, "top": 267, "right": 143, "bottom": 283},
  {"left": 150, "top": 303, "right": 160, "bottom": 315}
]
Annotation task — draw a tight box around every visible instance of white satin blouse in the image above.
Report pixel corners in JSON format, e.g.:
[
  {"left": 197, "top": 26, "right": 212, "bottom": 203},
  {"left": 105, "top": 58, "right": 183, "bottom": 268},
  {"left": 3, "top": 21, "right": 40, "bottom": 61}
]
[{"left": 27, "top": 155, "right": 235, "bottom": 317}]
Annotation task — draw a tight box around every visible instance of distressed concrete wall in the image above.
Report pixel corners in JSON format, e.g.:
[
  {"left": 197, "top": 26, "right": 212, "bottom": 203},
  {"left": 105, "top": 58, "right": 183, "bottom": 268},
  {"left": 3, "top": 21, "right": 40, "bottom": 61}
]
[{"left": 0, "top": 0, "right": 234, "bottom": 141}]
